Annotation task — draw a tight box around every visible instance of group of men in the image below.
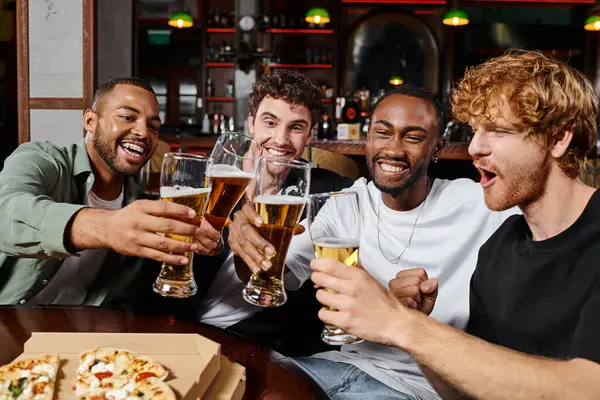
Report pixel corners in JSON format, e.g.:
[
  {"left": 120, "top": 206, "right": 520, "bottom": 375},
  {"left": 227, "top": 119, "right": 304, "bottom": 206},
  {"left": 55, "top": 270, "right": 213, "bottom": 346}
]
[{"left": 1, "top": 49, "right": 599, "bottom": 399}]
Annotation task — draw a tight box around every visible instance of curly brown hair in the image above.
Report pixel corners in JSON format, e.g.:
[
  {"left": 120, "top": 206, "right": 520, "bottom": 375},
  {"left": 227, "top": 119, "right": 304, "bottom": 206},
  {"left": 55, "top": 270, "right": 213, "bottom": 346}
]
[
  {"left": 451, "top": 50, "right": 598, "bottom": 178},
  {"left": 248, "top": 70, "right": 323, "bottom": 129}
]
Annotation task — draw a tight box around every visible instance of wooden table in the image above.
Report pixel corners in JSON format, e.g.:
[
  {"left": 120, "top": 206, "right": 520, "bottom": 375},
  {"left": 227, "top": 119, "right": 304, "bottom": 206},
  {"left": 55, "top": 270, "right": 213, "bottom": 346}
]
[{"left": 0, "top": 306, "right": 328, "bottom": 400}]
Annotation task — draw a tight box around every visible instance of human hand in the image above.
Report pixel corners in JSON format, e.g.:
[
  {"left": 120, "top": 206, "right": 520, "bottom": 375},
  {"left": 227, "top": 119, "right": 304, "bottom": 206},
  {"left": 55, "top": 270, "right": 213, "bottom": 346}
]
[
  {"left": 194, "top": 217, "right": 223, "bottom": 255},
  {"left": 389, "top": 268, "right": 438, "bottom": 315},
  {"left": 311, "top": 258, "right": 408, "bottom": 347},
  {"left": 101, "top": 199, "right": 202, "bottom": 265}
]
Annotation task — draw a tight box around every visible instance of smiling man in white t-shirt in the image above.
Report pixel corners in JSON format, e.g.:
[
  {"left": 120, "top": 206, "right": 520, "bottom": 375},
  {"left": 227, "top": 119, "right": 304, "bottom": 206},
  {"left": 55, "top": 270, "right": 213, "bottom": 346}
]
[{"left": 229, "top": 85, "right": 517, "bottom": 399}]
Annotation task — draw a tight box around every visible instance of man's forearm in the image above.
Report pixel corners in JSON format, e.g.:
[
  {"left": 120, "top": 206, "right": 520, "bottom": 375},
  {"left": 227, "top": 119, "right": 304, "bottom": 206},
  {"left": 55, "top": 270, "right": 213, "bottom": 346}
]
[
  {"left": 420, "top": 365, "right": 469, "bottom": 400},
  {"left": 398, "top": 312, "right": 600, "bottom": 400},
  {"left": 65, "top": 208, "right": 111, "bottom": 251}
]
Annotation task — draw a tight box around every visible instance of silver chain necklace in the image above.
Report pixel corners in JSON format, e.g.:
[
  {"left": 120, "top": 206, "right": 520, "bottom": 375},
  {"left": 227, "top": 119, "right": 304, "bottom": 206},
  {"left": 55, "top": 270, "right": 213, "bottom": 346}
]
[{"left": 376, "top": 177, "right": 432, "bottom": 264}]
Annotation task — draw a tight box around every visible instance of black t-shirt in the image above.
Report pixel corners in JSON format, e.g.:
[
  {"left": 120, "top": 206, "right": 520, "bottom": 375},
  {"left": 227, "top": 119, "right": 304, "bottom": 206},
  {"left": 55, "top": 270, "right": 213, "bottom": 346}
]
[{"left": 467, "top": 189, "right": 600, "bottom": 364}]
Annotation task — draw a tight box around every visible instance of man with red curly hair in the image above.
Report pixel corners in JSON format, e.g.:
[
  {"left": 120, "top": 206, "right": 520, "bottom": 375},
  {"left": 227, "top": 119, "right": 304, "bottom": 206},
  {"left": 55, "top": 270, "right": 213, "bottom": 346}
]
[{"left": 310, "top": 50, "right": 600, "bottom": 399}]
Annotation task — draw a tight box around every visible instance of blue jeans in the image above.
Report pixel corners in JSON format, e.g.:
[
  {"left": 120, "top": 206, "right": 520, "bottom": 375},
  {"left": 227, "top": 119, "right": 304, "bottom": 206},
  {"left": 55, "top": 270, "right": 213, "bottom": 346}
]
[{"left": 294, "top": 357, "right": 417, "bottom": 400}]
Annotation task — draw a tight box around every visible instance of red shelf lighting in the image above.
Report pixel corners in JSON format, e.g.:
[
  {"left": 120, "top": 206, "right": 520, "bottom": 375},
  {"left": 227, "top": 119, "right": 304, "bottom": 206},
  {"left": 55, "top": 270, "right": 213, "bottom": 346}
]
[
  {"left": 205, "top": 97, "right": 235, "bottom": 102},
  {"left": 267, "top": 29, "right": 334, "bottom": 34},
  {"left": 270, "top": 64, "right": 333, "bottom": 69},
  {"left": 322, "top": 99, "right": 333, "bottom": 104},
  {"left": 205, "top": 63, "right": 235, "bottom": 68},
  {"left": 206, "top": 28, "right": 235, "bottom": 33}
]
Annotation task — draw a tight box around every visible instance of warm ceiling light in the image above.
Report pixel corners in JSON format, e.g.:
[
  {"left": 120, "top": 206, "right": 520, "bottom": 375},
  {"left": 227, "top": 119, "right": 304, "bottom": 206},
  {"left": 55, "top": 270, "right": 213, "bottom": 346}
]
[
  {"left": 305, "top": 8, "right": 331, "bottom": 25},
  {"left": 389, "top": 76, "right": 404, "bottom": 86},
  {"left": 585, "top": 15, "right": 600, "bottom": 31},
  {"left": 168, "top": 11, "right": 193, "bottom": 28},
  {"left": 443, "top": 9, "right": 469, "bottom": 26}
]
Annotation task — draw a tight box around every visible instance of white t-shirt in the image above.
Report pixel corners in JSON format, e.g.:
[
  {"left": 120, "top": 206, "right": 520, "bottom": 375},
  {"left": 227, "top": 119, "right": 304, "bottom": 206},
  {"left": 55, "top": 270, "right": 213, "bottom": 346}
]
[
  {"left": 284, "top": 178, "right": 517, "bottom": 399},
  {"left": 29, "top": 188, "right": 124, "bottom": 305}
]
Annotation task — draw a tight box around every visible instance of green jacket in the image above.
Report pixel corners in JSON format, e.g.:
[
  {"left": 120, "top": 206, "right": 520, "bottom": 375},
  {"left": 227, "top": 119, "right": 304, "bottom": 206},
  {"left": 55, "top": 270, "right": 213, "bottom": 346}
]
[{"left": 0, "top": 139, "right": 144, "bottom": 305}]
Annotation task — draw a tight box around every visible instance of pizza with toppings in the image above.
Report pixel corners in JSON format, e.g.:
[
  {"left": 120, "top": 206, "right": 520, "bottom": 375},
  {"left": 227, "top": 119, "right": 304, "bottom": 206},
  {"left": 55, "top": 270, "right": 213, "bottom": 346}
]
[
  {"left": 0, "top": 354, "right": 59, "bottom": 400},
  {"left": 76, "top": 348, "right": 172, "bottom": 400}
]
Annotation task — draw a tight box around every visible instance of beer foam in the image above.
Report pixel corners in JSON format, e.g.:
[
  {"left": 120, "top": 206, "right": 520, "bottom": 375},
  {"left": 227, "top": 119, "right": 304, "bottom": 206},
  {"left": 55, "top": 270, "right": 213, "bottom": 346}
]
[
  {"left": 160, "top": 185, "right": 211, "bottom": 198},
  {"left": 255, "top": 194, "right": 306, "bottom": 205},
  {"left": 313, "top": 237, "right": 360, "bottom": 248},
  {"left": 208, "top": 164, "right": 254, "bottom": 178}
]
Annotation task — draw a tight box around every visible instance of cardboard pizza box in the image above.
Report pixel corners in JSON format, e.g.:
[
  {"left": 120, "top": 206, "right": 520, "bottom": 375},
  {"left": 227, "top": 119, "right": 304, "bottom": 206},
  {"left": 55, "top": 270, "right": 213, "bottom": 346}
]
[
  {"left": 19, "top": 332, "right": 221, "bottom": 399},
  {"left": 203, "top": 356, "right": 245, "bottom": 400}
]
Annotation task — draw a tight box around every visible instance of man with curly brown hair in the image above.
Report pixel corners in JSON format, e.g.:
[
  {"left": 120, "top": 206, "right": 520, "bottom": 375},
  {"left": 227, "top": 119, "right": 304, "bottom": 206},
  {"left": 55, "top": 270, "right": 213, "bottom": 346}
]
[
  {"left": 309, "top": 50, "right": 600, "bottom": 399},
  {"left": 129, "top": 71, "right": 353, "bottom": 354}
]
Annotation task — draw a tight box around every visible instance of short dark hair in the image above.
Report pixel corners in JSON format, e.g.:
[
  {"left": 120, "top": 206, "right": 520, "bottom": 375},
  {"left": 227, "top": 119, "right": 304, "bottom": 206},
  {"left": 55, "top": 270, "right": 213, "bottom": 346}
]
[
  {"left": 371, "top": 85, "right": 445, "bottom": 137},
  {"left": 91, "top": 77, "right": 156, "bottom": 112},
  {"left": 249, "top": 71, "right": 323, "bottom": 129}
]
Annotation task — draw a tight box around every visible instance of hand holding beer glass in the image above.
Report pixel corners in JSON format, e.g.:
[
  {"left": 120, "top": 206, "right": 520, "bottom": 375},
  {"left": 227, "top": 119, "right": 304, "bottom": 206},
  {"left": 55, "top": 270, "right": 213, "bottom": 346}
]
[
  {"left": 153, "top": 153, "right": 213, "bottom": 298},
  {"left": 307, "top": 191, "right": 363, "bottom": 345},
  {"left": 239, "top": 157, "right": 311, "bottom": 307},
  {"left": 204, "top": 132, "right": 261, "bottom": 255}
]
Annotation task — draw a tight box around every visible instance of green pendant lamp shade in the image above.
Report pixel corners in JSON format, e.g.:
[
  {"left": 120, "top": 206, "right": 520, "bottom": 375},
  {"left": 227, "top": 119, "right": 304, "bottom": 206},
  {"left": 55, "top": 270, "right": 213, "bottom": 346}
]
[
  {"left": 305, "top": 8, "right": 331, "bottom": 25},
  {"left": 585, "top": 15, "right": 600, "bottom": 31},
  {"left": 443, "top": 9, "right": 469, "bottom": 27},
  {"left": 389, "top": 76, "right": 404, "bottom": 86},
  {"left": 168, "top": 11, "right": 193, "bottom": 28}
]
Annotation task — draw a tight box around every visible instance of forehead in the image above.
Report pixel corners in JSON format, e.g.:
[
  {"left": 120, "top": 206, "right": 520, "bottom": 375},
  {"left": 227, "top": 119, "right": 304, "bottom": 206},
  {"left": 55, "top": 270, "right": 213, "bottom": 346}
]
[
  {"left": 100, "top": 84, "right": 158, "bottom": 113},
  {"left": 373, "top": 94, "right": 436, "bottom": 130},
  {"left": 256, "top": 96, "right": 311, "bottom": 123},
  {"left": 468, "top": 95, "right": 522, "bottom": 132}
]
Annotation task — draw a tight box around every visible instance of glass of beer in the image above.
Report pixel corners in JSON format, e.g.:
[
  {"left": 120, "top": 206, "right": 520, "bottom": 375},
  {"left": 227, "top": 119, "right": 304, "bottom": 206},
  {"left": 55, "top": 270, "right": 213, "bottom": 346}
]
[
  {"left": 153, "top": 152, "right": 213, "bottom": 298},
  {"left": 240, "top": 157, "right": 311, "bottom": 307},
  {"left": 307, "top": 191, "right": 363, "bottom": 345},
  {"left": 204, "top": 132, "right": 261, "bottom": 255}
]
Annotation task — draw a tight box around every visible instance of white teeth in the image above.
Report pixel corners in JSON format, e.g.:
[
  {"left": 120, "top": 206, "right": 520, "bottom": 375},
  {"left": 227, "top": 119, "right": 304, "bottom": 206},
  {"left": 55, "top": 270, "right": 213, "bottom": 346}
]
[
  {"left": 121, "top": 143, "right": 144, "bottom": 154},
  {"left": 267, "top": 149, "right": 287, "bottom": 156},
  {"left": 380, "top": 163, "right": 404, "bottom": 173}
]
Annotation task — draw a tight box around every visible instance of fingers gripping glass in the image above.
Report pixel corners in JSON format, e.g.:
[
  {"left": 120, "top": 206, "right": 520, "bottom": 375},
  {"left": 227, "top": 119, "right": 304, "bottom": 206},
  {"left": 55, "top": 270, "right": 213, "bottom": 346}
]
[
  {"left": 153, "top": 153, "right": 213, "bottom": 298},
  {"left": 238, "top": 157, "right": 311, "bottom": 308},
  {"left": 307, "top": 191, "right": 363, "bottom": 346},
  {"left": 204, "top": 132, "right": 261, "bottom": 255}
]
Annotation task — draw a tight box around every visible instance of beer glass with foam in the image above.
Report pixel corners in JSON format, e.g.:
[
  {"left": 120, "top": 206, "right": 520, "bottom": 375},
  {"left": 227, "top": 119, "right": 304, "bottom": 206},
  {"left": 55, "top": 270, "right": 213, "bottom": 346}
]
[
  {"left": 239, "top": 157, "right": 311, "bottom": 307},
  {"left": 307, "top": 191, "right": 363, "bottom": 345},
  {"left": 204, "top": 132, "right": 261, "bottom": 255},
  {"left": 153, "top": 153, "right": 213, "bottom": 298}
]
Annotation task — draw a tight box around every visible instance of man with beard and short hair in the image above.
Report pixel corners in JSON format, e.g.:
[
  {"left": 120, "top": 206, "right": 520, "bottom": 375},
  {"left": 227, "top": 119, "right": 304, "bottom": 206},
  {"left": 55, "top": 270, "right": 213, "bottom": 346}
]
[
  {"left": 309, "top": 51, "right": 600, "bottom": 399},
  {"left": 0, "top": 77, "right": 203, "bottom": 305},
  {"left": 229, "top": 84, "right": 517, "bottom": 399}
]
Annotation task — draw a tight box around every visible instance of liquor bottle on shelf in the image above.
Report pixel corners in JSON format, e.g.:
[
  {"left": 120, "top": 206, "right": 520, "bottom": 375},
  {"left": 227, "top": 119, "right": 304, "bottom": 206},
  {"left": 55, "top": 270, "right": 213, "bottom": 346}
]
[
  {"left": 225, "top": 80, "right": 234, "bottom": 98},
  {"left": 361, "top": 117, "right": 370, "bottom": 139},
  {"left": 319, "top": 113, "right": 331, "bottom": 140},
  {"left": 213, "top": 9, "right": 221, "bottom": 28},
  {"left": 202, "top": 114, "right": 210, "bottom": 133},
  {"left": 219, "top": 112, "right": 226, "bottom": 134},
  {"left": 228, "top": 116, "right": 235, "bottom": 132},
  {"left": 212, "top": 112, "right": 220, "bottom": 134},
  {"left": 206, "top": 78, "right": 214, "bottom": 97}
]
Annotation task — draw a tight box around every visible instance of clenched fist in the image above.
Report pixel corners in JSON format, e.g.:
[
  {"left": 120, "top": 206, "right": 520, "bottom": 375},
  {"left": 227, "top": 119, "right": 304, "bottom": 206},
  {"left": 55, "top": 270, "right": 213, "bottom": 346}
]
[{"left": 389, "top": 268, "right": 438, "bottom": 315}]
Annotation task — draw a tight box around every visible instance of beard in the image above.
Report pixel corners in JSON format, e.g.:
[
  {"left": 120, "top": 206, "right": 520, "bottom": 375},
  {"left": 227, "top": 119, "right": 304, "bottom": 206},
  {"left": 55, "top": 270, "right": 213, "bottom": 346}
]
[
  {"left": 367, "top": 155, "right": 428, "bottom": 195},
  {"left": 92, "top": 129, "right": 148, "bottom": 177},
  {"left": 480, "top": 152, "right": 550, "bottom": 211}
]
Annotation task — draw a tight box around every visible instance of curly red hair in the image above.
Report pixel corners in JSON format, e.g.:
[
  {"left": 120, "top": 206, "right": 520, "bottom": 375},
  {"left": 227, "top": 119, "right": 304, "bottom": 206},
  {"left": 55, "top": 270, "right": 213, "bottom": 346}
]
[{"left": 451, "top": 50, "right": 598, "bottom": 178}]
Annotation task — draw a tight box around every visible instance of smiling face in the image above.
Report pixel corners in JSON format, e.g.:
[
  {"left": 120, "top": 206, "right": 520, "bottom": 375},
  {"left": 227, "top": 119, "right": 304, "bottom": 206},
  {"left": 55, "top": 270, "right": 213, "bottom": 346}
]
[
  {"left": 469, "top": 100, "right": 551, "bottom": 211},
  {"left": 248, "top": 95, "right": 314, "bottom": 162},
  {"left": 366, "top": 94, "right": 441, "bottom": 195},
  {"left": 85, "top": 84, "right": 161, "bottom": 177}
]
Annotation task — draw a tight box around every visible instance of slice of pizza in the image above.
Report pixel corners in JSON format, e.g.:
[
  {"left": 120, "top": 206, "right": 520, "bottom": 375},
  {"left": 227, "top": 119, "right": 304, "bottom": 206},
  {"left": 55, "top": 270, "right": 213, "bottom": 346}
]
[
  {"left": 75, "top": 348, "right": 137, "bottom": 399},
  {"left": 76, "top": 349, "right": 171, "bottom": 400},
  {"left": 130, "top": 377, "right": 176, "bottom": 400},
  {"left": 0, "top": 354, "right": 59, "bottom": 400}
]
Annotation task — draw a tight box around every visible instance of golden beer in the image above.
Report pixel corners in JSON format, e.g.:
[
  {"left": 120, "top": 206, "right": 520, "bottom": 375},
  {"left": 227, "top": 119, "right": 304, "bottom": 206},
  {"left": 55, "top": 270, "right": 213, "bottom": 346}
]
[
  {"left": 154, "top": 186, "right": 210, "bottom": 297},
  {"left": 205, "top": 165, "right": 254, "bottom": 232},
  {"left": 240, "top": 194, "right": 306, "bottom": 307}
]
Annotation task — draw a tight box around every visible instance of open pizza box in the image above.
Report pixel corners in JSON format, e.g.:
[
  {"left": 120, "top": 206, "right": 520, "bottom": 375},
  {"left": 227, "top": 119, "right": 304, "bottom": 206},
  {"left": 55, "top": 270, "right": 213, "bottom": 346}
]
[
  {"left": 203, "top": 356, "right": 245, "bottom": 400},
  {"left": 17, "top": 332, "right": 222, "bottom": 399}
]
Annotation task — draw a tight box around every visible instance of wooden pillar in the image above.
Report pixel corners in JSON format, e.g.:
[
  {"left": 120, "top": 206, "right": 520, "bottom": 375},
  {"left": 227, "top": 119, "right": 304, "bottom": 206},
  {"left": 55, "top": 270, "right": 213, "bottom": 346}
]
[{"left": 16, "top": 0, "right": 94, "bottom": 145}]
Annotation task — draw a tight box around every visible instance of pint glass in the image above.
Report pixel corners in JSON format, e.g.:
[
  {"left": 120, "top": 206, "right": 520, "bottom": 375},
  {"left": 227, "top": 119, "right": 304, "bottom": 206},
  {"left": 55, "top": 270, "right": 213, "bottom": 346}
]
[
  {"left": 240, "top": 157, "right": 311, "bottom": 307},
  {"left": 153, "top": 152, "right": 213, "bottom": 298},
  {"left": 307, "top": 191, "right": 363, "bottom": 345},
  {"left": 204, "top": 132, "right": 261, "bottom": 254}
]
